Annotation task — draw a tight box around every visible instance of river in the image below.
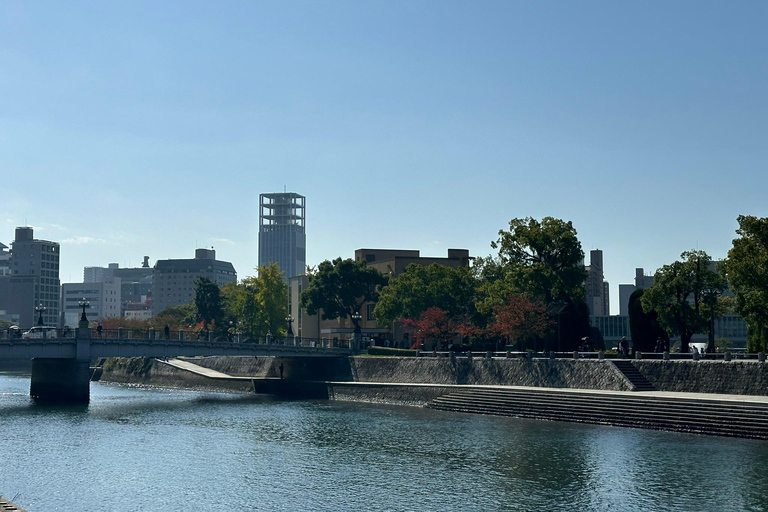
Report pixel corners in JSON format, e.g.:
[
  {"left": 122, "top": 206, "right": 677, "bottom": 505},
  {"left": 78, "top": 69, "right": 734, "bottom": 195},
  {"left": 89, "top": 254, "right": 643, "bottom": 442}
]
[{"left": 0, "top": 372, "right": 766, "bottom": 512}]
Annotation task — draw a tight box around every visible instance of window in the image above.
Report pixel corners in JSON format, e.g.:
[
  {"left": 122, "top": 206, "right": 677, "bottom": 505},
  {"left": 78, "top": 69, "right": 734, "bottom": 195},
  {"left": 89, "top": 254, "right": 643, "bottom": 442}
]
[{"left": 367, "top": 304, "right": 375, "bottom": 320}]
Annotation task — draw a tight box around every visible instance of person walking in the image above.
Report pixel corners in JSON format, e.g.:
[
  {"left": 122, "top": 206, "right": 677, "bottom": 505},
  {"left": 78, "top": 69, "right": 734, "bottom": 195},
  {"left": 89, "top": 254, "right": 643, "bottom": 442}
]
[
  {"left": 96, "top": 323, "right": 103, "bottom": 338},
  {"left": 164, "top": 324, "right": 170, "bottom": 339},
  {"left": 279, "top": 362, "right": 284, "bottom": 379}
]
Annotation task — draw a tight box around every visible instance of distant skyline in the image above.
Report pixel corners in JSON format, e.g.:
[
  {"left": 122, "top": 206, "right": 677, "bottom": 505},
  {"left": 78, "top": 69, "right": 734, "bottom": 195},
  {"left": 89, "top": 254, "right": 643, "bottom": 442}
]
[{"left": 2, "top": 1, "right": 766, "bottom": 314}]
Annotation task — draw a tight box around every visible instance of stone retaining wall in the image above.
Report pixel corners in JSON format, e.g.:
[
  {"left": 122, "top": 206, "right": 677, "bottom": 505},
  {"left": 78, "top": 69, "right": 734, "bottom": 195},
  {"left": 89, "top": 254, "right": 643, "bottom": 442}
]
[
  {"left": 634, "top": 360, "right": 768, "bottom": 395},
  {"left": 346, "top": 356, "right": 634, "bottom": 391}
]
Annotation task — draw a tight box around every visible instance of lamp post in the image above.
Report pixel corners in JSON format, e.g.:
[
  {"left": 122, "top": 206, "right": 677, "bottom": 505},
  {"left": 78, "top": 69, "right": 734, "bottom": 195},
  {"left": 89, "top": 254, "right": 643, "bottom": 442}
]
[
  {"left": 77, "top": 297, "right": 91, "bottom": 327},
  {"left": 286, "top": 315, "right": 294, "bottom": 345},
  {"left": 35, "top": 303, "right": 47, "bottom": 326}
]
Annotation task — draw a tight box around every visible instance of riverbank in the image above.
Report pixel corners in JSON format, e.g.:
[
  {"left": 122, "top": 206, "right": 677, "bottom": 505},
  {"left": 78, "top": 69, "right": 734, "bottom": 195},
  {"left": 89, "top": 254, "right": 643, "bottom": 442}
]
[{"left": 97, "top": 354, "right": 768, "bottom": 398}]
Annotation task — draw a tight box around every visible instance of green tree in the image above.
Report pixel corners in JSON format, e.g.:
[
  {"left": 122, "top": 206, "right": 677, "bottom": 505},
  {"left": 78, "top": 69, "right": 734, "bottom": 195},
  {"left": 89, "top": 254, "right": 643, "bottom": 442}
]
[
  {"left": 300, "top": 258, "right": 387, "bottom": 330},
  {"left": 194, "top": 277, "right": 225, "bottom": 330},
  {"left": 491, "top": 217, "right": 587, "bottom": 305},
  {"left": 224, "top": 263, "right": 289, "bottom": 339},
  {"left": 153, "top": 302, "right": 196, "bottom": 330},
  {"left": 374, "top": 263, "right": 476, "bottom": 325},
  {"left": 641, "top": 250, "right": 727, "bottom": 353},
  {"left": 724, "top": 215, "right": 768, "bottom": 352},
  {"left": 628, "top": 288, "right": 667, "bottom": 352}
]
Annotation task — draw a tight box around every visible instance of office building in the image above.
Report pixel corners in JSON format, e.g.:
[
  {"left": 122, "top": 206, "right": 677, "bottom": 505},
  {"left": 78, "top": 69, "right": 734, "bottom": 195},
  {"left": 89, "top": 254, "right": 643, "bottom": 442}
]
[
  {"left": 61, "top": 278, "right": 121, "bottom": 327},
  {"left": 0, "top": 243, "right": 11, "bottom": 276},
  {"left": 258, "top": 192, "right": 306, "bottom": 281},
  {"left": 0, "top": 227, "right": 60, "bottom": 328},
  {"left": 152, "top": 248, "right": 236, "bottom": 315},
  {"left": 85, "top": 258, "right": 154, "bottom": 315}
]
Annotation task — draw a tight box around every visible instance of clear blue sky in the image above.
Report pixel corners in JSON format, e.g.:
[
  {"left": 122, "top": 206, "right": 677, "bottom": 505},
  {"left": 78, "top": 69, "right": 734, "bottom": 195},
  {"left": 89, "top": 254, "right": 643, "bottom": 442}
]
[{"left": 1, "top": 1, "right": 766, "bottom": 314}]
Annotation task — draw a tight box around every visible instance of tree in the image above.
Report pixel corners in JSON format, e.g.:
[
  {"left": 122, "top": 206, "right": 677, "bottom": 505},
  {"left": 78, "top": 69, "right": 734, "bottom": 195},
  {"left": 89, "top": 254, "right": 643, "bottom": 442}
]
[
  {"left": 194, "top": 277, "right": 224, "bottom": 330},
  {"left": 491, "top": 217, "right": 587, "bottom": 305},
  {"left": 403, "top": 307, "right": 458, "bottom": 350},
  {"left": 152, "top": 302, "right": 196, "bottom": 331},
  {"left": 224, "top": 263, "right": 289, "bottom": 339},
  {"left": 641, "top": 250, "right": 727, "bottom": 353},
  {"left": 627, "top": 288, "right": 667, "bottom": 353},
  {"left": 300, "top": 258, "right": 387, "bottom": 330},
  {"left": 374, "top": 263, "right": 476, "bottom": 325},
  {"left": 488, "top": 295, "right": 551, "bottom": 351},
  {"left": 724, "top": 215, "right": 768, "bottom": 352}
]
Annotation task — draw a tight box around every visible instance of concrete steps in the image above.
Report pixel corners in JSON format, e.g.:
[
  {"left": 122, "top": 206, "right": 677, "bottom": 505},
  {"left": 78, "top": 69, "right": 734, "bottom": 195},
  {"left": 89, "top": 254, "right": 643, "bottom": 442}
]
[
  {"left": 611, "top": 360, "right": 655, "bottom": 391},
  {"left": 426, "top": 388, "right": 768, "bottom": 440}
]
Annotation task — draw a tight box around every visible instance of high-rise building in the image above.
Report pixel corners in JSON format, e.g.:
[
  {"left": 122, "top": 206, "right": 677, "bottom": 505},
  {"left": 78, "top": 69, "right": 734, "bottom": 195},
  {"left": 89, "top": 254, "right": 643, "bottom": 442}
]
[
  {"left": 152, "top": 248, "right": 237, "bottom": 316},
  {"left": 258, "top": 192, "right": 306, "bottom": 281},
  {"left": 585, "top": 249, "right": 609, "bottom": 316},
  {"left": 0, "top": 227, "right": 60, "bottom": 327}
]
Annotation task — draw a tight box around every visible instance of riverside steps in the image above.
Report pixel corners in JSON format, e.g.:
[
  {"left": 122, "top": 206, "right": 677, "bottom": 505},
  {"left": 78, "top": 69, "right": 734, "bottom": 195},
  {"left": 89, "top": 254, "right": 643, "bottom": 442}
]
[
  {"left": 611, "top": 360, "right": 656, "bottom": 391},
  {"left": 426, "top": 386, "right": 768, "bottom": 440}
]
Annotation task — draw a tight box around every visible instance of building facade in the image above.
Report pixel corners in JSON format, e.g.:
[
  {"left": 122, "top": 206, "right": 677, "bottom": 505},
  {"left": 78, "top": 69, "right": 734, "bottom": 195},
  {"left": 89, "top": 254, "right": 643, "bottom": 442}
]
[
  {"left": 258, "top": 192, "right": 306, "bottom": 281},
  {"left": 61, "top": 278, "right": 122, "bottom": 327},
  {"left": 152, "top": 249, "right": 237, "bottom": 316},
  {"left": 84, "top": 257, "right": 154, "bottom": 316},
  {"left": 289, "top": 248, "right": 471, "bottom": 345},
  {"left": 585, "top": 249, "right": 609, "bottom": 316},
  {"left": 0, "top": 227, "right": 60, "bottom": 328}
]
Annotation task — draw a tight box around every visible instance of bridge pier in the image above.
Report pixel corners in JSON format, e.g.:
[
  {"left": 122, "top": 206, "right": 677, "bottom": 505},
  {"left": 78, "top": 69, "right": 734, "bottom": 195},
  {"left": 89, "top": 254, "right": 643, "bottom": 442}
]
[
  {"left": 30, "top": 320, "right": 92, "bottom": 404},
  {"left": 30, "top": 358, "right": 91, "bottom": 404}
]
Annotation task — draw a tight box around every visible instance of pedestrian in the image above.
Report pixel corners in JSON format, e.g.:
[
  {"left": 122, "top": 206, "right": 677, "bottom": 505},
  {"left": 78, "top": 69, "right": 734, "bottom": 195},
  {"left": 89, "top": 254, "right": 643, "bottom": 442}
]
[
  {"left": 164, "top": 324, "right": 170, "bottom": 339},
  {"left": 619, "top": 336, "right": 628, "bottom": 358},
  {"left": 279, "top": 362, "right": 284, "bottom": 379},
  {"left": 96, "top": 323, "right": 103, "bottom": 338}
]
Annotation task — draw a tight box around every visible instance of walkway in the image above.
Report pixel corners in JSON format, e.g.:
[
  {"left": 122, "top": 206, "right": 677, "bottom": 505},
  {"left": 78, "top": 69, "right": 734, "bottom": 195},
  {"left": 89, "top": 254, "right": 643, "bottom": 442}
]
[
  {"left": 0, "top": 496, "right": 28, "bottom": 512},
  {"left": 155, "top": 358, "right": 253, "bottom": 381}
]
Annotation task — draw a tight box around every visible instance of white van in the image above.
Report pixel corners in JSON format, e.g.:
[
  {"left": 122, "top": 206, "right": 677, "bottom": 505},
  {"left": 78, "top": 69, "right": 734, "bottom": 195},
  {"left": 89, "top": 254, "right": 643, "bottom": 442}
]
[{"left": 22, "top": 326, "right": 58, "bottom": 339}]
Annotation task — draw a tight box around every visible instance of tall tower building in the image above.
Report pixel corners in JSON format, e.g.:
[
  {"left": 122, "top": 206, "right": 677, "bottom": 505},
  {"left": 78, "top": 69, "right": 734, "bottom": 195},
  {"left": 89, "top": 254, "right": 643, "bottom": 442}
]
[
  {"left": 585, "top": 249, "right": 609, "bottom": 316},
  {"left": 258, "top": 192, "right": 306, "bottom": 281},
  {"left": 0, "top": 227, "right": 60, "bottom": 327}
]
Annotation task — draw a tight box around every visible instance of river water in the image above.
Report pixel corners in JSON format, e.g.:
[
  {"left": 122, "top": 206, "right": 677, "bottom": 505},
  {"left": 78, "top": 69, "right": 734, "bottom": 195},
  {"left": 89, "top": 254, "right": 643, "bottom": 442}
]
[{"left": 0, "top": 372, "right": 766, "bottom": 512}]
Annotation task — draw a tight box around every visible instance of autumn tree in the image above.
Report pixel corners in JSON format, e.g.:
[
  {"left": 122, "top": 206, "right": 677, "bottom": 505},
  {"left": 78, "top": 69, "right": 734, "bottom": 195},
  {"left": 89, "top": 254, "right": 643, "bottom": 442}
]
[
  {"left": 403, "top": 307, "right": 458, "bottom": 350},
  {"left": 488, "top": 295, "right": 552, "bottom": 351},
  {"left": 300, "top": 258, "right": 387, "bottom": 331},
  {"left": 641, "top": 250, "right": 727, "bottom": 353},
  {"left": 724, "top": 215, "right": 768, "bottom": 352}
]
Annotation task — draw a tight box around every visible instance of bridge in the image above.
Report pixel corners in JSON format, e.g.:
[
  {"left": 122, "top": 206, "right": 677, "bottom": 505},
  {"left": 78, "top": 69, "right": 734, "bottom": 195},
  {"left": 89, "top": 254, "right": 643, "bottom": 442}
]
[{"left": 1, "top": 320, "right": 352, "bottom": 404}]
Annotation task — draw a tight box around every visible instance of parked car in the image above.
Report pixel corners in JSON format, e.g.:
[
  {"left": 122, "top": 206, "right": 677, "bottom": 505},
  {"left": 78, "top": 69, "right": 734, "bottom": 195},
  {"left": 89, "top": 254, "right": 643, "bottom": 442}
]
[{"left": 21, "top": 326, "right": 58, "bottom": 339}]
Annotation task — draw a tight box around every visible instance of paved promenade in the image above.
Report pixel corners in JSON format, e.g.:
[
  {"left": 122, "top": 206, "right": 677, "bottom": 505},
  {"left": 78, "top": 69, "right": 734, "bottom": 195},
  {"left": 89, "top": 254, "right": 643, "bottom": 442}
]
[{"left": 0, "top": 496, "right": 28, "bottom": 512}]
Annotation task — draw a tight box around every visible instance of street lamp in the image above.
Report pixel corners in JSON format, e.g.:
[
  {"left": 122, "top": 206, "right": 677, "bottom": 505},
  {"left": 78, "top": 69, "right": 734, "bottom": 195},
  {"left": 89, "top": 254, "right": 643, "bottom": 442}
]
[
  {"left": 78, "top": 298, "right": 90, "bottom": 324},
  {"left": 35, "top": 303, "right": 47, "bottom": 326}
]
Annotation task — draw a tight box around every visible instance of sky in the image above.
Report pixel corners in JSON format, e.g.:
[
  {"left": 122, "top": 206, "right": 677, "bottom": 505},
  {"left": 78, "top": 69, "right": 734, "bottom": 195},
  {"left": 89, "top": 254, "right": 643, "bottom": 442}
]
[{"left": 1, "top": 1, "right": 766, "bottom": 314}]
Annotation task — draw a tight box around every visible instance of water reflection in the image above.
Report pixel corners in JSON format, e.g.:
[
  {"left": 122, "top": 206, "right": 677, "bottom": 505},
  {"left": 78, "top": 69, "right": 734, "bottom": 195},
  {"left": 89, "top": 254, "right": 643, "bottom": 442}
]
[{"left": 0, "top": 374, "right": 767, "bottom": 512}]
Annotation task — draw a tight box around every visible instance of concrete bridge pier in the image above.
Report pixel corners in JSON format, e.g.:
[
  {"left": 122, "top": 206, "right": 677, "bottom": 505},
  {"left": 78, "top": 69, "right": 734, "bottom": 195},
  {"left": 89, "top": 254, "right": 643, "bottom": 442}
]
[
  {"left": 30, "top": 320, "right": 92, "bottom": 404},
  {"left": 30, "top": 359, "right": 91, "bottom": 404}
]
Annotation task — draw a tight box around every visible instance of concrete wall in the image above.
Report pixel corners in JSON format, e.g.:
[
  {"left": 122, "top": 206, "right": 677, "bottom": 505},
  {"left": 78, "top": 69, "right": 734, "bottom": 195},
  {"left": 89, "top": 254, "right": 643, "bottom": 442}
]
[{"left": 634, "top": 360, "right": 768, "bottom": 396}]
